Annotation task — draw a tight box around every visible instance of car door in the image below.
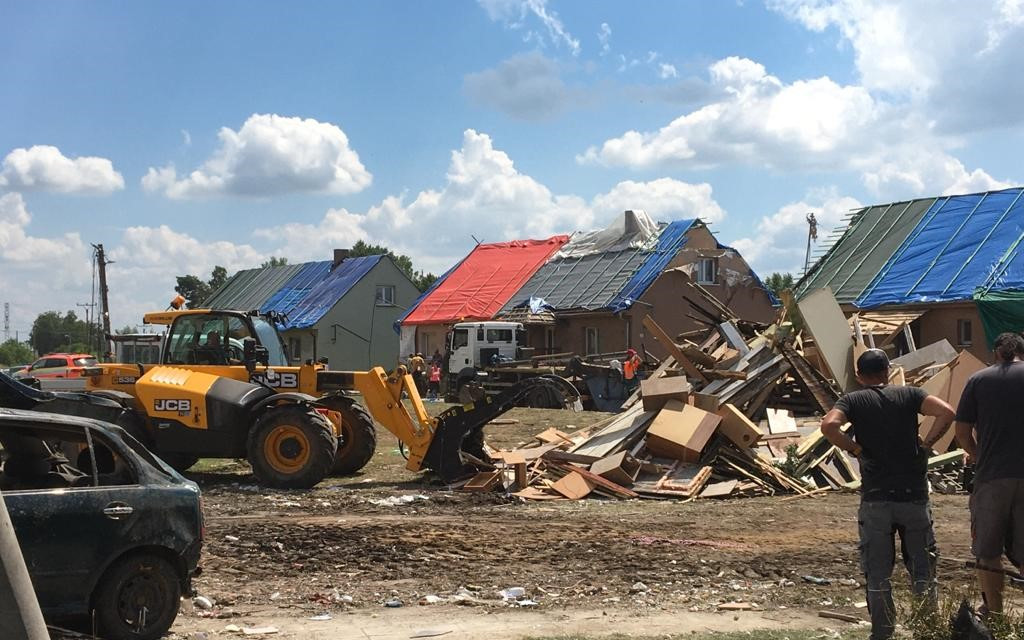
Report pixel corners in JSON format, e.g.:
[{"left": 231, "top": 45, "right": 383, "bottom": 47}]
[{"left": 3, "top": 435, "right": 150, "bottom": 615}]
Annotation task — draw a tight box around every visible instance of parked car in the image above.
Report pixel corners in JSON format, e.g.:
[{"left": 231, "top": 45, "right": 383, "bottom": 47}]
[
  {"left": 0, "top": 406, "right": 203, "bottom": 640},
  {"left": 14, "top": 353, "right": 98, "bottom": 379},
  {"left": 4, "top": 364, "right": 27, "bottom": 376}
]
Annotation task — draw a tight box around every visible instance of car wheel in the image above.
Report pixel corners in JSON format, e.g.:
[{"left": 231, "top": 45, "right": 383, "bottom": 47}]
[
  {"left": 93, "top": 553, "right": 181, "bottom": 640},
  {"left": 247, "top": 405, "right": 336, "bottom": 489}
]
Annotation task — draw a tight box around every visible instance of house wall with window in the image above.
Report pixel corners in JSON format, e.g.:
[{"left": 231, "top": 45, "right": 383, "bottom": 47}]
[
  {"left": 308, "top": 258, "right": 419, "bottom": 370},
  {"left": 902, "top": 303, "right": 989, "bottom": 364}
]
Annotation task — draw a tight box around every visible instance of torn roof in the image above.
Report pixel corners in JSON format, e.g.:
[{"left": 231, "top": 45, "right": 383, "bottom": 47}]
[
  {"left": 499, "top": 216, "right": 697, "bottom": 315},
  {"left": 204, "top": 255, "right": 388, "bottom": 329},
  {"left": 400, "top": 236, "right": 569, "bottom": 326},
  {"left": 796, "top": 187, "right": 1024, "bottom": 307}
]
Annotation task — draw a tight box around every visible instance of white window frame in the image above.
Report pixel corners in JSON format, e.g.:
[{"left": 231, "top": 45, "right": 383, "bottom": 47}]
[
  {"left": 375, "top": 285, "right": 395, "bottom": 306},
  {"left": 697, "top": 257, "right": 718, "bottom": 285}
]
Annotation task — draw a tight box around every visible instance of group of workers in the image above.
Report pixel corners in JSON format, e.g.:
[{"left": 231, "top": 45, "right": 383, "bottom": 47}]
[
  {"left": 406, "top": 351, "right": 442, "bottom": 400},
  {"left": 821, "top": 333, "right": 1024, "bottom": 639}
]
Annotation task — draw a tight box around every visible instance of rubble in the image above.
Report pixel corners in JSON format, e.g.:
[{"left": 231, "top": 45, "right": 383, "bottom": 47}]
[{"left": 463, "top": 285, "right": 975, "bottom": 501}]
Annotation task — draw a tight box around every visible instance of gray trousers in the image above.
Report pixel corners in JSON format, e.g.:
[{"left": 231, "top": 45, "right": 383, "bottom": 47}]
[{"left": 858, "top": 499, "right": 938, "bottom": 640}]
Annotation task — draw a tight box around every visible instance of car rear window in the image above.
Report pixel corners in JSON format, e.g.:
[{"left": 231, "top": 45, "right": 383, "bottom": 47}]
[{"left": 73, "top": 358, "right": 98, "bottom": 367}]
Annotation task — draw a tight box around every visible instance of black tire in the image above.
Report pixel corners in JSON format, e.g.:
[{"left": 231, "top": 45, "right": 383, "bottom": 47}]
[
  {"left": 247, "top": 405, "right": 336, "bottom": 489},
  {"left": 92, "top": 553, "right": 182, "bottom": 640},
  {"left": 320, "top": 397, "right": 377, "bottom": 476},
  {"left": 160, "top": 453, "right": 200, "bottom": 472}
]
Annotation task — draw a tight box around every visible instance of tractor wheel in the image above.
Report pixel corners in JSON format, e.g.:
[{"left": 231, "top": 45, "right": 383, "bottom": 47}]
[
  {"left": 247, "top": 406, "right": 336, "bottom": 489},
  {"left": 320, "top": 398, "right": 377, "bottom": 476}
]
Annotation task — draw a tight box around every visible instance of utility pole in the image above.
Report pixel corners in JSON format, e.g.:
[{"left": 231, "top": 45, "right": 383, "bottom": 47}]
[
  {"left": 93, "top": 244, "right": 113, "bottom": 361},
  {"left": 3, "top": 303, "right": 8, "bottom": 342},
  {"left": 0, "top": 492, "right": 48, "bottom": 639},
  {"left": 76, "top": 302, "right": 94, "bottom": 353}
]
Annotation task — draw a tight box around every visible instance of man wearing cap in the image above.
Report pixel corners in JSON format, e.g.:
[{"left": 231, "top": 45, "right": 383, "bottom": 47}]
[
  {"left": 820, "top": 348, "right": 956, "bottom": 640},
  {"left": 954, "top": 332, "right": 1024, "bottom": 617}
]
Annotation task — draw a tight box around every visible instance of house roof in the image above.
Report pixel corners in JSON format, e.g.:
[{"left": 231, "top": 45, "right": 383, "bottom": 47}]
[
  {"left": 796, "top": 187, "right": 1024, "bottom": 307},
  {"left": 204, "top": 255, "right": 388, "bottom": 329},
  {"left": 204, "top": 263, "right": 310, "bottom": 311},
  {"left": 281, "top": 255, "right": 383, "bottom": 329},
  {"left": 498, "top": 218, "right": 697, "bottom": 315},
  {"left": 400, "top": 236, "right": 569, "bottom": 326}
]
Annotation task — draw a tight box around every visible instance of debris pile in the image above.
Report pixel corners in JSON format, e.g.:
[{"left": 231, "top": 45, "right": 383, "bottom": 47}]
[{"left": 464, "top": 283, "right": 974, "bottom": 501}]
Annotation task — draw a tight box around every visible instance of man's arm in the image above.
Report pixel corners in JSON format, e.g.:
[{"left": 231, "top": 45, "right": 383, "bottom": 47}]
[
  {"left": 955, "top": 421, "right": 979, "bottom": 460},
  {"left": 821, "top": 408, "right": 861, "bottom": 457},
  {"left": 920, "top": 394, "right": 956, "bottom": 448}
]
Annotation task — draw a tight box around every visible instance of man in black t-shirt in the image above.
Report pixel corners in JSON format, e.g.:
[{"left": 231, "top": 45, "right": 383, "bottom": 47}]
[
  {"left": 821, "top": 349, "right": 955, "bottom": 640},
  {"left": 955, "top": 332, "right": 1024, "bottom": 616}
]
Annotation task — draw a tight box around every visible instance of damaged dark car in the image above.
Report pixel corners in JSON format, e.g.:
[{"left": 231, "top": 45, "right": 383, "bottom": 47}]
[{"left": 0, "top": 373, "right": 203, "bottom": 640}]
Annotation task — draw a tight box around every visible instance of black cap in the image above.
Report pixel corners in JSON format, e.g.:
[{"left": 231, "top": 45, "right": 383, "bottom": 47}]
[{"left": 856, "top": 348, "right": 890, "bottom": 375}]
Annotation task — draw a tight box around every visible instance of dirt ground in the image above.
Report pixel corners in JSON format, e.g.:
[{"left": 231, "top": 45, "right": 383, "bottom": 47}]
[{"left": 166, "top": 405, "right": 1005, "bottom": 639}]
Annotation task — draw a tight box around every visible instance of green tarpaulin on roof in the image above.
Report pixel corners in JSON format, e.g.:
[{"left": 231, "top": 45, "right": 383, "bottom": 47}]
[{"left": 973, "top": 289, "right": 1024, "bottom": 348}]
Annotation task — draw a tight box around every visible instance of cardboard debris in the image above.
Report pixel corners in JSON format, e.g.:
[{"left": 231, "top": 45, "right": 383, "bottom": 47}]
[
  {"left": 645, "top": 401, "right": 721, "bottom": 462},
  {"left": 640, "top": 375, "right": 692, "bottom": 412}
]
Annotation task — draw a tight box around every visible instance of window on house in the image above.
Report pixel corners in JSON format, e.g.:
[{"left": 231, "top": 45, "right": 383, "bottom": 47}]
[
  {"left": 288, "top": 336, "right": 301, "bottom": 361},
  {"left": 375, "top": 285, "right": 395, "bottom": 306},
  {"left": 697, "top": 258, "right": 718, "bottom": 285},
  {"left": 585, "top": 327, "right": 599, "bottom": 355},
  {"left": 624, "top": 317, "right": 632, "bottom": 349},
  {"left": 544, "top": 327, "right": 555, "bottom": 354},
  {"left": 957, "top": 319, "right": 973, "bottom": 347}
]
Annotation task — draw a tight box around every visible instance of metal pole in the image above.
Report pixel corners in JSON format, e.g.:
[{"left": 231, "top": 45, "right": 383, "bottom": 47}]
[
  {"left": 0, "top": 492, "right": 48, "bottom": 639},
  {"left": 93, "top": 244, "right": 114, "bottom": 361}
]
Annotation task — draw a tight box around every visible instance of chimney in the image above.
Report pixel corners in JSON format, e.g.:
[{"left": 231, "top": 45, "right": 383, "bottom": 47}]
[{"left": 333, "top": 248, "right": 350, "bottom": 269}]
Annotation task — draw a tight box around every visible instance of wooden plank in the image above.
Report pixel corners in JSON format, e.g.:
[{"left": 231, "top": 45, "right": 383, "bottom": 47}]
[
  {"left": 546, "top": 461, "right": 639, "bottom": 498},
  {"left": 796, "top": 287, "right": 855, "bottom": 391},
  {"left": 551, "top": 471, "right": 596, "bottom": 500},
  {"left": 571, "top": 404, "right": 654, "bottom": 458},
  {"left": 645, "top": 400, "right": 722, "bottom": 462},
  {"left": 700, "top": 479, "right": 738, "bottom": 498},
  {"left": 718, "top": 321, "right": 750, "bottom": 355},
  {"left": 716, "top": 403, "right": 765, "bottom": 447},
  {"left": 891, "top": 339, "right": 957, "bottom": 373},
  {"left": 462, "top": 470, "right": 501, "bottom": 492},
  {"left": 642, "top": 315, "right": 707, "bottom": 382},
  {"left": 766, "top": 408, "right": 798, "bottom": 435}
]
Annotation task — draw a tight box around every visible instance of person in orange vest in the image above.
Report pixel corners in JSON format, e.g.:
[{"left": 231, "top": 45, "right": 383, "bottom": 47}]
[
  {"left": 623, "top": 348, "right": 642, "bottom": 391},
  {"left": 428, "top": 363, "right": 442, "bottom": 400}
]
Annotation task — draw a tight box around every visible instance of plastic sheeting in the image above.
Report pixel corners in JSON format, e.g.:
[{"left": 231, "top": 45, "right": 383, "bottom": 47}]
[
  {"left": 974, "top": 289, "right": 1024, "bottom": 349},
  {"left": 279, "top": 255, "right": 382, "bottom": 330},
  {"left": 608, "top": 219, "right": 695, "bottom": 312},
  {"left": 401, "top": 236, "right": 568, "bottom": 325},
  {"left": 856, "top": 188, "right": 1024, "bottom": 308},
  {"left": 205, "top": 263, "right": 311, "bottom": 311},
  {"left": 553, "top": 210, "right": 660, "bottom": 259},
  {"left": 260, "top": 261, "right": 333, "bottom": 316}
]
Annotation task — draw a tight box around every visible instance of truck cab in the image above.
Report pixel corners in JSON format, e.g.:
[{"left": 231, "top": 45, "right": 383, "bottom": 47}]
[{"left": 446, "top": 321, "right": 526, "bottom": 399}]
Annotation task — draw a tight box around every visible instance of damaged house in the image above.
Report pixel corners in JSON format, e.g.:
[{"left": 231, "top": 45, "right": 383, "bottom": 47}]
[{"left": 795, "top": 186, "right": 1024, "bottom": 363}]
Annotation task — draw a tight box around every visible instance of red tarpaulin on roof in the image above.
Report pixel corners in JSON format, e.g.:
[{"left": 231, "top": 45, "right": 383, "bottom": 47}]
[{"left": 403, "top": 236, "right": 569, "bottom": 325}]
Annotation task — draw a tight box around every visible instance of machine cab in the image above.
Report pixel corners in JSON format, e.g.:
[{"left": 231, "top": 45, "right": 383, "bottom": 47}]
[
  {"left": 160, "top": 311, "right": 290, "bottom": 368},
  {"left": 447, "top": 321, "right": 525, "bottom": 371}
]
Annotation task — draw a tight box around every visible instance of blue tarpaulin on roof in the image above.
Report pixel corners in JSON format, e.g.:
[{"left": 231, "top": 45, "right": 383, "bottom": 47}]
[
  {"left": 608, "top": 219, "right": 695, "bottom": 312},
  {"left": 856, "top": 188, "right": 1024, "bottom": 308},
  {"left": 278, "top": 255, "right": 382, "bottom": 330},
  {"left": 260, "top": 261, "right": 333, "bottom": 316}
]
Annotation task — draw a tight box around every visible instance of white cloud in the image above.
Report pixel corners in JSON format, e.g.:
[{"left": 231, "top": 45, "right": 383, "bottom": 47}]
[
  {"left": 591, "top": 179, "right": 725, "bottom": 222},
  {"left": 768, "top": 0, "right": 1024, "bottom": 131},
  {"left": 259, "top": 131, "right": 726, "bottom": 274},
  {"left": 0, "top": 145, "right": 124, "bottom": 194},
  {"left": 0, "top": 193, "right": 86, "bottom": 264},
  {"left": 598, "top": 22, "right": 611, "bottom": 55},
  {"left": 579, "top": 55, "right": 1009, "bottom": 199},
  {"left": 658, "top": 63, "right": 679, "bottom": 79},
  {"left": 181, "top": 129, "right": 192, "bottom": 147},
  {"left": 478, "top": 0, "right": 581, "bottom": 55},
  {"left": 464, "top": 52, "right": 574, "bottom": 120},
  {"left": 142, "top": 114, "right": 372, "bottom": 199},
  {"left": 730, "top": 189, "right": 862, "bottom": 276}
]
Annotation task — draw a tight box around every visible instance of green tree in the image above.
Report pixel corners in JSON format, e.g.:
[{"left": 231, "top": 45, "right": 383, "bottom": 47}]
[
  {"left": 0, "top": 339, "right": 35, "bottom": 366},
  {"left": 349, "top": 240, "right": 438, "bottom": 292},
  {"left": 174, "top": 265, "right": 229, "bottom": 309},
  {"left": 261, "top": 257, "right": 288, "bottom": 268},
  {"left": 29, "top": 310, "right": 95, "bottom": 355},
  {"left": 764, "top": 272, "right": 795, "bottom": 295}
]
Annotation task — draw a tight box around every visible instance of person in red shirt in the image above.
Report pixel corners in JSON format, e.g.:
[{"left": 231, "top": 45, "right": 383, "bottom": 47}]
[
  {"left": 427, "top": 363, "right": 442, "bottom": 400},
  {"left": 623, "top": 348, "right": 641, "bottom": 391}
]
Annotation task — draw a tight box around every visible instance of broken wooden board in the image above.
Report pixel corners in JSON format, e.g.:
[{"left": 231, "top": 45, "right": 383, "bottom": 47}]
[
  {"left": 716, "top": 403, "right": 764, "bottom": 448},
  {"left": 462, "top": 470, "right": 501, "bottom": 492},
  {"left": 891, "top": 339, "right": 957, "bottom": 373},
  {"left": 642, "top": 314, "right": 707, "bottom": 382},
  {"left": 918, "top": 350, "right": 986, "bottom": 452},
  {"left": 645, "top": 400, "right": 722, "bottom": 463},
  {"left": 700, "top": 479, "right": 738, "bottom": 499},
  {"left": 546, "top": 461, "right": 639, "bottom": 498},
  {"left": 571, "top": 403, "right": 655, "bottom": 459},
  {"left": 589, "top": 451, "right": 641, "bottom": 486},
  {"left": 796, "top": 287, "right": 855, "bottom": 391},
  {"left": 551, "top": 471, "right": 597, "bottom": 500},
  {"left": 640, "top": 375, "right": 692, "bottom": 412},
  {"left": 718, "top": 321, "right": 750, "bottom": 355},
  {"left": 766, "top": 408, "right": 799, "bottom": 435},
  {"left": 534, "top": 427, "right": 575, "bottom": 445}
]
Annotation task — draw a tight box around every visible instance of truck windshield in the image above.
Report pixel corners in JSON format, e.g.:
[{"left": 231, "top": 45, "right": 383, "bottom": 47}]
[{"left": 252, "top": 317, "right": 289, "bottom": 366}]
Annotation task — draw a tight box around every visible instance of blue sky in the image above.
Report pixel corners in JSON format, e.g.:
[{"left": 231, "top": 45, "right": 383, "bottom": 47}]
[{"left": 1, "top": 0, "right": 1021, "bottom": 334}]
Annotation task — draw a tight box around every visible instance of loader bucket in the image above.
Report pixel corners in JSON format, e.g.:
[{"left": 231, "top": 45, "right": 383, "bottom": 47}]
[{"left": 421, "top": 375, "right": 580, "bottom": 482}]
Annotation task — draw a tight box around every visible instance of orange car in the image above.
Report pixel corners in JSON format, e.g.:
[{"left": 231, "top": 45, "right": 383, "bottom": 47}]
[{"left": 15, "top": 353, "right": 98, "bottom": 379}]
